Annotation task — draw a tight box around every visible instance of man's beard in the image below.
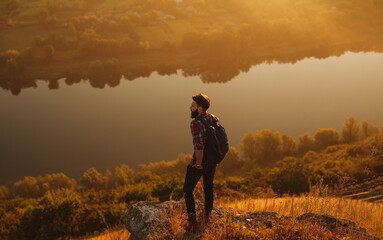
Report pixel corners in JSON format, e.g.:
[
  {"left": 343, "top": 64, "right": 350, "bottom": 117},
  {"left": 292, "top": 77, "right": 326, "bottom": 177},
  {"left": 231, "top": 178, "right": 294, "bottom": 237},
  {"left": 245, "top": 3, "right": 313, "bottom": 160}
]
[{"left": 191, "top": 109, "right": 198, "bottom": 118}]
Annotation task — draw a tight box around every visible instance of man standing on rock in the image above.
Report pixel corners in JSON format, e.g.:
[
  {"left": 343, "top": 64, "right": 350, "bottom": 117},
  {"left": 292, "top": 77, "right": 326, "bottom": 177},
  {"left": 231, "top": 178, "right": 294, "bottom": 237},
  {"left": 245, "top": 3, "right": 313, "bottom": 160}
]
[{"left": 183, "top": 93, "right": 221, "bottom": 232}]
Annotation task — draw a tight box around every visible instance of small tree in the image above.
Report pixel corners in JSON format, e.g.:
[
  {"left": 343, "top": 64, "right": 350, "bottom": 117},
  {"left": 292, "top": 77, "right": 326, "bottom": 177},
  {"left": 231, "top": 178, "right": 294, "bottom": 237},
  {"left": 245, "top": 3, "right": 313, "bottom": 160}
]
[
  {"left": 239, "top": 131, "right": 257, "bottom": 162},
  {"left": 253, "top": 129, "right": 283, "bottom": 167},
  {"left": 0, "top": 186, "right": 10, "bottom": 200},
  {"left": 342, "top": 116, "right": 360, "bottom": 143},
  {"left": 314, "top": 128, "right": 340, "bottom": 150},
  {"left": 272, "top": 157, "right": 314, "bottom": 194},
  {"left": 80, "top": 168, "right": 105, "bottom": 190},
  {"left": 19, "top": 189, "right": 83, "bottom": 239},
  {"left": 13, "top": 176, "right": 41, "bottom": 198},
  {"left": 114, "top": 164, "right": 134, "bottom": 187},
  {"left": 40, "top": 173, "right": 76, "bottom": 192},
  {"left": 281, "top": 134, "right": 297, "bottom": 157},
  {"left": 361, "top": 120, "right": 379, "bottom": 139},
  {"left": 298, "top": 132, "right": 315, "bottom": 154}
]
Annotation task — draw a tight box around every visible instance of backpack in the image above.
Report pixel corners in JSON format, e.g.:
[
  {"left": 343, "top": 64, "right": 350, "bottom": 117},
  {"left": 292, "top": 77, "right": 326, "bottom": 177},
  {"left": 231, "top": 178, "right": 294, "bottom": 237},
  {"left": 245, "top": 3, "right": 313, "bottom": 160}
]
[{"left": 197, "top": 116, "right": 229, "bottom": 165}]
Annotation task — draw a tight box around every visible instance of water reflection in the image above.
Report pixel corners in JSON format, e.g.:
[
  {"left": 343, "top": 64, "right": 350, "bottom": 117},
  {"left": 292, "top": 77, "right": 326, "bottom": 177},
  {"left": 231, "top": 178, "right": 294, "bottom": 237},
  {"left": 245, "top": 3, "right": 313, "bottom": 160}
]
[{"left": 1, "top": 42, "right": 383, "bottom": 95}]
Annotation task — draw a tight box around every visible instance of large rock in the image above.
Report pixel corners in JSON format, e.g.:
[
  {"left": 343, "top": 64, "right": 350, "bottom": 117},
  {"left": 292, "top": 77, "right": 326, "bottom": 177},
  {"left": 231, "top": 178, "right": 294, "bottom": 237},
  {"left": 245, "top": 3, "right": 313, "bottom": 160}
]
[
  {"left": 297, "top": 212, "right": 380, "bottom": 240},
  {"left": 123, "top": 200, "right": 223, "bottom": 240},
  {"left": 124, "top": 201, "right": 174, "bottom": 240},
  {"left": 297, "top": 212, "right": 363, "bottom": 231}
]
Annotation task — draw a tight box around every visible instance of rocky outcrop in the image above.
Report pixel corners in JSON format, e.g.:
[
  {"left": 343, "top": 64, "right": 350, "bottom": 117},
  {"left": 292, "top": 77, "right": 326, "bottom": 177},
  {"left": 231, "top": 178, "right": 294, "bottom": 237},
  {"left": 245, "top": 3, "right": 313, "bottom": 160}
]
[
  {"left": 123, "top": 201, "right": 175, "bottom": 240},
  {"left": 124, "top": 201, "right": 380, "bottom": 240}
]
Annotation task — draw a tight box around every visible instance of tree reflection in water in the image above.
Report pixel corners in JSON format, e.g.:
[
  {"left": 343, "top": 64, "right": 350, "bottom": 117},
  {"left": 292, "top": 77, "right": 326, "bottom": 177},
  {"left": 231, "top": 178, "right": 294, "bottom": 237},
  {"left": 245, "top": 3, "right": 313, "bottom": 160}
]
[{"left": 1, "top": 42, "right": 383, "bottom": 95}]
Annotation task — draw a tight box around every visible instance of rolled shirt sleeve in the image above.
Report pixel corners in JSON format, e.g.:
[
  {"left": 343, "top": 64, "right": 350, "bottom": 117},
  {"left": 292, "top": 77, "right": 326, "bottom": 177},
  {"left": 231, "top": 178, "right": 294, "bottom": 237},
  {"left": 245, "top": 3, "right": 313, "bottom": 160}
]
[{"left": 190, "top": 120, "right": 207, "bottom": 150}]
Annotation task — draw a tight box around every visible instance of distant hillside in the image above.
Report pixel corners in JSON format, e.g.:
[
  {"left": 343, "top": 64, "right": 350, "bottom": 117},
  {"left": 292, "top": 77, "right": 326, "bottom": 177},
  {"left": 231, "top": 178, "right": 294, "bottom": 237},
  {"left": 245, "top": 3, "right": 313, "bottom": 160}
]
[{"left": 2, "top": 0, "right": 383, "bottom": 94}]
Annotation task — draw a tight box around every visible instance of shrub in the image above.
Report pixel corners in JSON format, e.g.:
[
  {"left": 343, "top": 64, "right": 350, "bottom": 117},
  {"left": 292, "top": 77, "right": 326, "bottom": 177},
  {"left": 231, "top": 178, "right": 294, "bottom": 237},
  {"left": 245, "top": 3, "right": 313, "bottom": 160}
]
[
  {"left": 152, "top": 175, "right": 184, "bottom": 201},
  {"left": 123, "top": 184, "right": 156, "bottom": 204},
  {"left": 314, "top": 128, "right": 340, "bottom": 150},
  {"left": 18, "top": 189, "right": 82, "bottom": 239},
  {"left": 272, "top": 157, "right": 314, "bottom": 194}
]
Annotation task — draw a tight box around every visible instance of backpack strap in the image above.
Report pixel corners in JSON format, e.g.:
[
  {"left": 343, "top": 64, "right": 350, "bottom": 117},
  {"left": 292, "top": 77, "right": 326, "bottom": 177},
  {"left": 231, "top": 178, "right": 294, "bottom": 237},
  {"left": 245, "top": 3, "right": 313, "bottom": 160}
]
[
  {"left": 196, "top": 116, "right": 223, "bottom": 156},
  {"left": 196, "top": 116, "right": 208, "bottom": 127}
]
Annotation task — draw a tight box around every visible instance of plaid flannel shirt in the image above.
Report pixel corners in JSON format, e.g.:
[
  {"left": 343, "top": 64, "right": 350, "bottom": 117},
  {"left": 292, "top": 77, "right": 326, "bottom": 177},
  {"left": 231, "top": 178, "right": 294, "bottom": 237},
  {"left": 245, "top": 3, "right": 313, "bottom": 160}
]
[{"left": 190, "top": 112, "right": 219, "bottom": 163}]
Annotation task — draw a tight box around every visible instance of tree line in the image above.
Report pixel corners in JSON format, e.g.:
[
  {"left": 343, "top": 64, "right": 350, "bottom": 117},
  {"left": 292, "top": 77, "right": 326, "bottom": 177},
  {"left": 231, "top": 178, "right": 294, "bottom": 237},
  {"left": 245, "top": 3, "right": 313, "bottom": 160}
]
[
  {"left": 0, "top": 115, "right": 382, "bottom": 239},
  {"left": 0, "top": 116, "right": 381, "bottom": 200}
]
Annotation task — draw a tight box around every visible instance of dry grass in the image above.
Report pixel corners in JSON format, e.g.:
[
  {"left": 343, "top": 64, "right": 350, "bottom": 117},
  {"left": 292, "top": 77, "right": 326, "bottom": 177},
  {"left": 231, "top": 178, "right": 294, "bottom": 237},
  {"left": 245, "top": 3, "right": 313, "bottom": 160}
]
[
  {"left": 73, "top": 184, "right": 382, "bottom": 240},
  {"left": 149, "top": 203, "right": 351, "bottom": 240},
  {"left": 69, "top": 227, "right": 130, "bottom": 240},
  {"left": 75, "top": 194, "right": 382, "bottom": 239},
  {"left": 82, "top": 200, "right": 380, "bottom": 239},
  {"left": 216, "top": 196, "right": 383, "bottom": 239}
]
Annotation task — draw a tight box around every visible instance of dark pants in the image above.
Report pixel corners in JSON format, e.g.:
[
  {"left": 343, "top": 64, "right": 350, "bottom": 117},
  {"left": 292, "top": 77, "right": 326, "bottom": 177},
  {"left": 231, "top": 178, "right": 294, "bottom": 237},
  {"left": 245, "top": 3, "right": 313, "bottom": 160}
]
[{"left": 183, "top": 163, "right": 216, "bottom": 214}]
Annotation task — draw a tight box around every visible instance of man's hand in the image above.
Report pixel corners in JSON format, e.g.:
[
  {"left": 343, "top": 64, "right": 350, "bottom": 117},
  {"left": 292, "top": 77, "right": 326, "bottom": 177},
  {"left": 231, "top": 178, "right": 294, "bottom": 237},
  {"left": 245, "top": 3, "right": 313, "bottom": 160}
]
[
  {"left": 193, "top": 149, "right": 204, "bottom": 169},
  {"left": 192, "top": 164, "right": 203, "bottom": 170}
]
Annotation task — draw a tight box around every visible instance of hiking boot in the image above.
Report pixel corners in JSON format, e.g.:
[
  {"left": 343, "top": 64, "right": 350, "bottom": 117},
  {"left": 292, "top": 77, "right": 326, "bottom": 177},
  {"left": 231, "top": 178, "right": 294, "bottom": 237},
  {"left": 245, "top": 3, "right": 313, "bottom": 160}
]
[
  {"left": 185, "top": 213, "right": 198, "bottom": 233},
  {"left": 201, "top": 209, "right": 212, "bottom": 225}
]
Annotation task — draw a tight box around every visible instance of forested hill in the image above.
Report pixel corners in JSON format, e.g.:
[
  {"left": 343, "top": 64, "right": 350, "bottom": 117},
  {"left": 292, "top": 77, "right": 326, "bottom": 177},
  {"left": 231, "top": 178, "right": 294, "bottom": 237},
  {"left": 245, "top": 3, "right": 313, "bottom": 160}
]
[{"left": 0, "top": 115, "right": 382, "bottom": 239}]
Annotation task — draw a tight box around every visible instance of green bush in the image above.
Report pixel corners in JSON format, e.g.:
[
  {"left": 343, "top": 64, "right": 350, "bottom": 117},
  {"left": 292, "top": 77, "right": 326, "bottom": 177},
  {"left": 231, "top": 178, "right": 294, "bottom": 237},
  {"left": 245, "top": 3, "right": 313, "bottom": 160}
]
[
  {"left": 272, "top": 157, "right": 315, "bottom": 194},
  {"left": 17, "top": 189, "right": 82, "bottom": 239},
  {"left": 152, "top": 175, "right": 184, "bottom": 201},
  {"left": 123, "top": 184, "right": 156, "bottom": 204}
]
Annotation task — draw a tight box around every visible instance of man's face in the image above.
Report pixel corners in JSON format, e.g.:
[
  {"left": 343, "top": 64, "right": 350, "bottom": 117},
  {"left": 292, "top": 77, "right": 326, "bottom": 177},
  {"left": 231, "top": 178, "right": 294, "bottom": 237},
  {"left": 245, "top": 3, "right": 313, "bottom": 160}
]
[{"left": 190, "top": 101, "right": 199, "bottom": 118}]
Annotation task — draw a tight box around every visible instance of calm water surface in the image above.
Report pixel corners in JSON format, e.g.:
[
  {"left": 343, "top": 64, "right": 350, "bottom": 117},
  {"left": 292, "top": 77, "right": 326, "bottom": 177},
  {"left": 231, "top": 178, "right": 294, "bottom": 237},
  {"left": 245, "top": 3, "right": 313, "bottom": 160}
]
[{"left": 1, "top": 52, "right": 383, "bottom": 185}]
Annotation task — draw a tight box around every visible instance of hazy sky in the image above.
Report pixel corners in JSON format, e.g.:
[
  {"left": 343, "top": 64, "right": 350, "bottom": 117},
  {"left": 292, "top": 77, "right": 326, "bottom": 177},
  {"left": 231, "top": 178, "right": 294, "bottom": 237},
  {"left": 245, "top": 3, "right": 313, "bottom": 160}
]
[{"left": 1, "top": 52, "right": 383, "bottom": 185}]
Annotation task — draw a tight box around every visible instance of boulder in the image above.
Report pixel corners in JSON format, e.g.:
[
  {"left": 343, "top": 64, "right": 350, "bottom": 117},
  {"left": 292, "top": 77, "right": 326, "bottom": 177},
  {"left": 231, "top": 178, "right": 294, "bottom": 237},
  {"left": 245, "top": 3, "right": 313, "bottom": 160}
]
[
  {"left": 297, "top": 212, "right": 380, "bottom": 240},
  {"left": 123, "top": 200, "right": 223, "bottom": 240},
  {"left": 124, "top": 201, "right": 173, "bottom": 240},
  {"left": 297, "top": 212, "right": 364, "bottom": 231}
]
